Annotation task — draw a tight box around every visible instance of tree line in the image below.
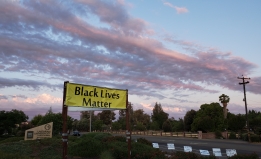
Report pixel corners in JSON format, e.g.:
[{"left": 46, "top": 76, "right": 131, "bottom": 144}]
[{"left": 1, "top": 102, "right": 261, "bottom": 136}]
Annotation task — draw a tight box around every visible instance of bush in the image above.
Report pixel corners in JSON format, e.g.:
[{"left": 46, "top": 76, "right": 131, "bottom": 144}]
[
  {"left": 99, "top": 150, "right": 114, "bottom": 159},
  {"left": 0, "top": 151, "right": 31, "bottom": 159},
  {"left": 68, "top": 137, "right": 105, "bottom": 158},
  {"left": 107, "top": 141, "right": 128, "bottom": 159},
  {"left": 169, "top": 151, "right": 200, "bottom": 159},
  {"left": 241, "top": 133, "right": 260, "bottom": 142},
  {"left": 229, "top": 132, "right": 237, "bottom": 139},
  {"left": 93, "top": 133, "right": 112, "bottom": 141},
  {"left": 250, "top": 134, "right": 260, "bottom": 142},
  {"left": 242, "top": 133, "right": 248, "bottom": 141},
  {"left": 136, "top": 138, "right": 152, "bottom": 146},
  {"left": 228, "top": 153, "right": 259, "bottom": 159},
  {"left": 215, "top": 131, "right": 222, "bottom": 139},
  {"left": 131, "top": 142, "right": 166, "bottom": 159},
  {"left": 103, "top": 136, "right": 126, "bottom": 143},
  {"left": 0, "top": 137, "right": 23, "bottom": 144}
]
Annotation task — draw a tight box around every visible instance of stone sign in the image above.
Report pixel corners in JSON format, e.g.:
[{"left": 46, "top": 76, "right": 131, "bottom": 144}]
[{"left": 24, "top": 122, "right": 53, "bottom": 140}]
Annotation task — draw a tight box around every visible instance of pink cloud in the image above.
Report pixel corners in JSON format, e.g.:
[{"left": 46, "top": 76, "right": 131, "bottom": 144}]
[{"left": 163, "top": 2, "right": 189, "bottom": 14}]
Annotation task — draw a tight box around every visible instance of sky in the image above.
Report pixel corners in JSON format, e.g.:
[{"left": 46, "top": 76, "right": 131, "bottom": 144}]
[{"left": 1, "top": 0, "right": 261, "bottom": 121}]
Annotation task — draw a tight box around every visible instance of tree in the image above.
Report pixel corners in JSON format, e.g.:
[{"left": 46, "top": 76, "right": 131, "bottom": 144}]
[
  {"left": 248, "top": 110, "right": 261, "bottom": 131},
  {"left": 171, "top": 118, "right": 184, "bottom": 132},
  {"left": 112, "top": 121, "right": 121, "bottom": 131},
  {"left": 37, "top": 111, "right": 74, "bottom": 135},
  {"left": 117, "top": 103, "right": 133, "bottom": 130},
  {"left": 80, "top": 111, "right": 94, "bottom": 120},
  {"left": 184, "top": 109, "right": 197, "bottom": 131},
  {"left": 0, "top": 109, "right": 28, "bottom": 135},
  {"left": 31, "top": 114, "right": 43, "bottom": 126},
  {"left": 191, "top": 103, "right": 225, "bottom": 132},
  {"left": 219, "top": 94, "right": 230, "bottom": 119},
  {"left": 132, "top": 109, "right": 150, "bottom": 130},
  {"left": 151, "top": 103, "right": 168, "bottom": 130},
  {"left": 92, "top": 120, "right": 103, "bottom": 131},
  {"left": 227, "top": 113, "right": 245, "bottom": 131},
  {"left": 162, "top": 119, "right": 172, "bottom": 132},
  {"left": 98, "top": 110, "right": 116, "bottom": 125}
]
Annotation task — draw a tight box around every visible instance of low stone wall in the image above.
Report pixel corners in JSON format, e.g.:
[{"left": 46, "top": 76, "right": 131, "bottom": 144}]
[{"left": 198, "top": 131, "right": 228, "bottom": 139}]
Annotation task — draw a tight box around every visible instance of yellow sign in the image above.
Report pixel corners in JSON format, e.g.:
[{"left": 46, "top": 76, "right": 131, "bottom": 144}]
[
  {"left": 24, "top": 122, "right": 53, "bottom": 140},
  {"left": 65, "top": 83, "right": 127, "bottom": 109}
]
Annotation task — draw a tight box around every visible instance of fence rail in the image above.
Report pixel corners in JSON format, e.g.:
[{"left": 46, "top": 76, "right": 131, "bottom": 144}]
[{"left": 110, "top": 131, "right": 198, "bottom": 138}]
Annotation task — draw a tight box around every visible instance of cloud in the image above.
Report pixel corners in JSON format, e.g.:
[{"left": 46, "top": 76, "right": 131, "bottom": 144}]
[
  {"left": 163, "top": 2, "right": 189, "bottom": 14},
  {"left": 0, "top": 0, "right": 260, "bottom": 114}
]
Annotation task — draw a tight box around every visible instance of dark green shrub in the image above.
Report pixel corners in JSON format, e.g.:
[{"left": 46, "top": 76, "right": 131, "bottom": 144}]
[
  {"left": 81, "top": 132, "right": 101, "bottom": 138},
  {"left": 0, "top": 151, "right": 31, "bottom": 159},
  {"left": 169, "top": 151, "right": 200, "bottom": 159},
  {"left": 250, "top": 134, "right": 260, "bottom": 142},
  {"left": 136, "top": 137, "right": 152, "bottom": 146},
  {"left": 107, "top": 141, "right": 128, "bottom": 159},
  {"left": 99, "top": 150, "right": 114, "bottom": 159},
  {"left": 103, "top": 136, "right": 126, "bottom": 143},
  {"left": 68, "top": 137, "right": 105, "bottom": 158},
  {"left": 131, "top": 142, "right": 166, "bottom": 159},
  {"left": 93, "top": 133, "right": 112, "bottom": 141},
  {"left": 242, "top": 133, "right": 248, "bottom": 141},
  {"left": 229, "top": 132, "right": 237, "bottom": 139},
  {"left": 0, "top": 137, "right": 23, "bottom": 144},
  {"left": 228, "top": 153, "right": 259, "bottom": 159},
  {"left": 215, "top": 131, "right": 222, "bottom": 139}
]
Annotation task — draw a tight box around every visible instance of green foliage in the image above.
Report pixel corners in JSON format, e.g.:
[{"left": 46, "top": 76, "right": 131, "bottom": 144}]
[
  {"left": 135, "top": 122, "right": 146, "bottom": 131},
  {"left": 162, "top": 120, "right": 172, "bottom": 132},
  {"left": 242, "top": 133, "right": 249, "bottom": 141},
  {"left": 0, "top": 137, "right": 23, "bottom": 144},
  {"left": 171, "top": 118, "right": 184, "bottom": 132},
  {"left": 184, "top": 109, "right": 197, "bottom": 131},
  {"left": 0, "top": 151, "right": 31, "bottom": 159},
  {"left": 93, "top": 133, "right": 112, "bottom": 141},
  {"left": 131, "top": 142, "right": 166, "bottom": 159},
  {"left": 250, "top": 134, "right": 260, "bottom": 142},
  {"left": 98, "top": 110, "right": 116, "bottom": 125},
  {"left": 227, "top": 113, "right": 245, "bottom": 132},
  {"left": 107, "top": 141, "right": 128, "bottom": 159},
  {"left": 68, "top": 137, "right": 105, "bottom": 158},
  {"left": 219, "top": 94, "right": 230, "bottom": 103},
  {"left": 99, "top": 150, "right": 114, "bottom": 159},
  {"left": 37, "top": 112, "right": 73, "bottom": 135},
  {"left": 132, "top": 109, "right": 150, "bottom": 130},
  {"left": 150, "top": 121, "right": 160, "bottom": 130},
  {"left": 248, "top": 110, "right": 261, "bottom": 131},
  {"left": 79, "top": 132, "right": 101, "bottom": 142},
  {"left": 229, "top": 132, "right": 237, "bottom": 139},
  {"left": 169, "top": 151, "right": 200, "bottom": 159},
  {"left": 228, "top": 153, "right": 259, "bottom": 159},
  {"left": 0, "top": 109, "right": 28, "bottom": 135},
  {"left": 102, "top": 136, "right": 126, "bottom": 143},
  {"left": 151, "top": 102, "right": 168, "bottom": 130},
  {"left": 31, "top": 114, "right": 43, "bottom": 126},
  {"left": 136, "top": 137, "right": 152, "bottom": 146},
  {"left": 192, "top": 103, "right": 224, "bottom": 132},
  {"left": 93, "top": 119, "right": 103, "bottom": 131},
  {"left": 112, "top": 121, "right": 122, "bottom": 131}
]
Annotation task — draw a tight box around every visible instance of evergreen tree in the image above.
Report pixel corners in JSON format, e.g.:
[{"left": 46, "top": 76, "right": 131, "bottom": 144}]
[{"left": 151, "top": 102, "right": 168, "bottom": 130}]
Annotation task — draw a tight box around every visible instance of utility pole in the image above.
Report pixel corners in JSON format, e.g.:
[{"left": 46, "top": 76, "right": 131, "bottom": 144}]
[{"left": 237, "top": 75, "right": 251, "bottom": 142}]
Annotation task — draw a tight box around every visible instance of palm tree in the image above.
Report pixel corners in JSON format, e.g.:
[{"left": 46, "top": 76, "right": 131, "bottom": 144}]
[{"left": 219, "top": 94, "right": 230, "bottom": 119}]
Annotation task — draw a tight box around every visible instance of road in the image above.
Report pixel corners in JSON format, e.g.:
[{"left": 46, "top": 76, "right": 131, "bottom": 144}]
[{"left": 114, "top": 134, "right": 261, "bottom": 158}]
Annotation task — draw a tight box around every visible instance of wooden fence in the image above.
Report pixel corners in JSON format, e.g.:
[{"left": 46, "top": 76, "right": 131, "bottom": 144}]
[{"left": 110, "top": 130, "right": 198, "bottom": 138}]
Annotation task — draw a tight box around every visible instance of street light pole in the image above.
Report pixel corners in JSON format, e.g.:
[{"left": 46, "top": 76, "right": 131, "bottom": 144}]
[{"left": 238, "top": 75, "right": 251, "bottom": 142}]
